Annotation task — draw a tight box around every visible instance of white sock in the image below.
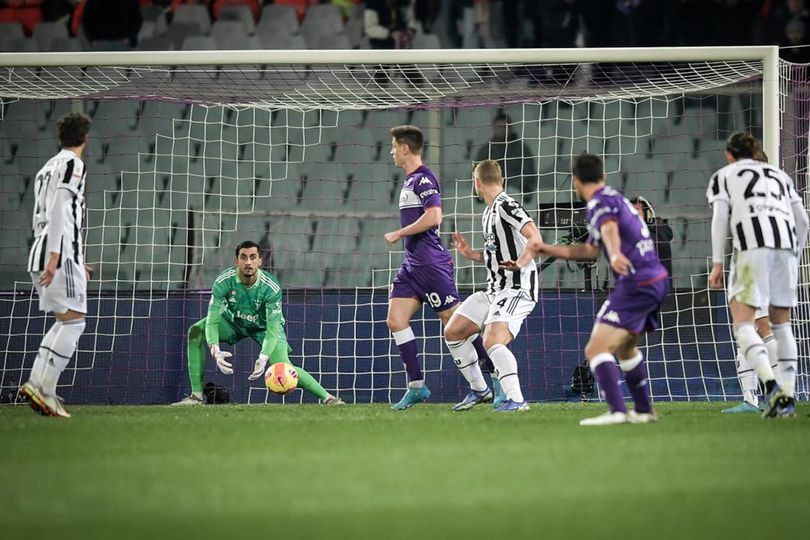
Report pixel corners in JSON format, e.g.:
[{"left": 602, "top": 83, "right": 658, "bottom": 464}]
[
  {"left": 488, "top": 344, "right": 524, "bottom": 403},
  {"left": 446, "top": 335, "right": 487, "bottom": 392},
  {"left": 735, "top": 349, "right": 758, "bottom": 406},
  {"left": 772, "top": 322, "right": 798, "bottom": 398},
  {"left": 735, "top": 323, "right": 775, "bottom": 384},
  {"left": 40, "top": 319, "right": 85, "bottom": 396},
  {"left": 29, "top": 321, "right": 61, "bottom": 387}
]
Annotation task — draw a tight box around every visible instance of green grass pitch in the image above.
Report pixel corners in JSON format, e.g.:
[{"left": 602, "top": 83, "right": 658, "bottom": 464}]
[{"left": 2, "top": 402, "right": 809, "bottom": 540}]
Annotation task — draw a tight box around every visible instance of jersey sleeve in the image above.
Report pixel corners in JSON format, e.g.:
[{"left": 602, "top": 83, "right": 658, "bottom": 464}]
[
  {"left": 205, "top": 277, "right": 229, "bottom": 346},
  {"left": 260, "top": 288, "right": 284, "bottom": 356},
  {"left": 706, "top": 169, "right": 730, "bottom": 206},
  {"left": 586, "top": 196, "right": 618, "bottom": 244},
  {"left": 414, "top": 174, "right": 442, "bottom": 209},
  {"left": 785, "top": 172, "right": 803, "bottom": 206},
  {"left": 498, "top": 198, "right": 532, "bottom": 232},
  {"left": 56, "top": 158, "right": 85, "bottom": 196}
]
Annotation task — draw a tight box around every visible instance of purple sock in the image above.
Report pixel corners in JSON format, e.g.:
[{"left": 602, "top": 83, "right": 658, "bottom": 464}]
[
  {"left": 623, "top": 360, "right": 652, "bottom": 414},
  {"left": 472, "top": 335, "right": 494, "bottom": 373},
  {"left": 593, "top": 361, "right": 627, "bottom": 413},
  {"left": 397, "top": 339, "right": 422, "bottom": 382}
]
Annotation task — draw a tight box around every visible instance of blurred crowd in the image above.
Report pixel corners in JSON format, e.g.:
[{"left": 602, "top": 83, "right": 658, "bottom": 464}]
[{"left": 0, "top": 0, "right": 808, "bottom": 61}]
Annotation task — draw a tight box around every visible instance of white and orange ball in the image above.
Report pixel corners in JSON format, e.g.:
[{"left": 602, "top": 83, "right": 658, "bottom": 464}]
[{"left": 264, "top": 362, "right": 299, "bottom": 395}]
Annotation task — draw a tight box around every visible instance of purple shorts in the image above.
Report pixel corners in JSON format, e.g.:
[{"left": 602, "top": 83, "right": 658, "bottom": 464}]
[
  {"left": 595, "top": 275, "right": 669, "bottom": 335},
  {"left": 390, "top": 261, "right": 460, "bottom": 313}
]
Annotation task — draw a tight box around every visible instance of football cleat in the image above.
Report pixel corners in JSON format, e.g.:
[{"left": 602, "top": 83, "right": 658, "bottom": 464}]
[
  {"left": 171, "top": 394, "right": 205, "bottom": 406},
  {"left": 628, "top": 409, "right": 658, "bottom": 424},
  {"left": 774, "top": 397, "right": 796, "bottom": 418},
  {"left": 492, "top": 379, "right": 506, "bottom": 410},
  {"left": 579, "top": 411, "right": 629, "bottom": 426},
  {"left": 762, "top": 386, "right": 786, "bottom": 419},
  {"left": 19, "top": 382, "right": 53, "bottom": 417},
  {"left": 324, "top": 395, "right": 345, "bottom": 405},
  {"left": 452, "top": 388, "right": 493, "bottom": 411},
  {"left": 722, "top": 401, "right": 761, "bottom": 414},
  {"left": 494, "top": 399, "right": 530, "bottom": 412},
  {"left": 49, "top": 394, "right": 71, "bottom": 418},
  {"left": 391, "top": 385, "right": 431, "bottom": 410}
]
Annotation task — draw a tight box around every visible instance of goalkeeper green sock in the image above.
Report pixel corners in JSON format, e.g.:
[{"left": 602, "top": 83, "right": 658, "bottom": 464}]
[
  {"left": 187, "top": 320, "right": 207, "bottom": 395},
  {"left": 293, "top": 366, "right": 329, "bottom": 400}
]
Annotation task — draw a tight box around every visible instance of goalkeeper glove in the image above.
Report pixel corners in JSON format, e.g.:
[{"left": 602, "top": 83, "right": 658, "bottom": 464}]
[
  {"left": 210, "top": 344, "right": 233, "bottom": 375},
  {"left": 248, "top": 353, "right": 270, "bottom": 381}
]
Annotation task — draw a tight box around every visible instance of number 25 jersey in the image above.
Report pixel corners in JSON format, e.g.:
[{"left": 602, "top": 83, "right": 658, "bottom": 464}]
[{"left": 707, "top": 158, "right": 801, "bottom": 254}]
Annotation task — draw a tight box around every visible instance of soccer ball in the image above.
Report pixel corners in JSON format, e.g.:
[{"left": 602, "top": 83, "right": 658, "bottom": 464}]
[{"left": 264, "top": 362, "right": 299, "bottom": 395}]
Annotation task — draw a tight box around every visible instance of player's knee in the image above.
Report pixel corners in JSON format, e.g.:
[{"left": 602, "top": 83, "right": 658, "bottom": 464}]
[
  {"left": 443, "top": 322, "right": 465, "bottom": 342},
  {"left": 387, "top": 315, "right": 406, "bottom": 332},
  {"left": 584, "top": 341, "right": 607, "bottom": 361},
  {"left": 188, "top": 324, "right": 203, "bottom": 343}
]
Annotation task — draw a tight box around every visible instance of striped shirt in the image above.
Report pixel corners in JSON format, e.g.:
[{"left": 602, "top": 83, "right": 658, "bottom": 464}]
[
  {"left": 28, "top": 149, "right": 87, "bottom": 272},
  {"left": 482, "top": 191, "right": 538, "bottom": 299},
  {"left": 707, "top": 159, "right": 801, "bottom": 253}
]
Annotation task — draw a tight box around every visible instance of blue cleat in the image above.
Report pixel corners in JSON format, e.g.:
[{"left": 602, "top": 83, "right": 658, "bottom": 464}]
[
  {"left": 492, "top": 378, "right": 506, "bottom": 410},
  {"left": 494, "top": 399, "right": 530, "bottom": 412},
  {"left": 452, "top": 388, "right": 493, "bottom": 411},
  {"left": 722, "top": 401, "right": 761, "bottom": 414},
  {"left": 775, "top": 397, "right": 796, "bottom": 418},
  {"left": 762, "top": 386, "right": 785, "bottom": 418},
  {"left": 391, "top": 385, "right": 431, "bottom": 410}
]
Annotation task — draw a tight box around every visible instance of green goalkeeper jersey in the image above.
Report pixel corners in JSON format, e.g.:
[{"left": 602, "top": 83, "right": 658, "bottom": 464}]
[{"left": 205, "top": 267, "right": 285, "bottom": 355}]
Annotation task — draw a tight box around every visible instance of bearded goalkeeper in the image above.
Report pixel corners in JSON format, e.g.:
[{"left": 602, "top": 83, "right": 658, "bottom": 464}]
[{"left": 173, "top": 240, "right": 343, "bottom": 406}]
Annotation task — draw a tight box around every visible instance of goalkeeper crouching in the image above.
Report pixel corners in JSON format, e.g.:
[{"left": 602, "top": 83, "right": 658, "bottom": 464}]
[{"left": 173, "top": 240, "right": 343, "bottom": 406}]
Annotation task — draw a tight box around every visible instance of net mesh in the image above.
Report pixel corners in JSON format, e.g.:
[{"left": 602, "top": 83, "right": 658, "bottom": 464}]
[{"left": 0, "top": 54, "right": 805, "bottom": 405}]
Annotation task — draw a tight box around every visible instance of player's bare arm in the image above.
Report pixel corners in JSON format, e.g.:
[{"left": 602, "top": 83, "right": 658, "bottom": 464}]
[
  {"left": 600, "top": 220, "right": 633, "bottom": 276},
  {"left": 499, "top": 221, "right": 544, "bottom": 270},
  {"left": 384, "top": 206, "right": 442, "bottom": 245},
  {"left": 452, "top": 231, "right": 484, "bottom": 262},
  {"left": 540, "top": 241, "right": 599, "bottom": 262}
]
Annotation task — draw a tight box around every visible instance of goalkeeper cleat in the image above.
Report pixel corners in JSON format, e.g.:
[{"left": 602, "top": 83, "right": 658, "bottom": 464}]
[
  {"left": 722, "top": 401, "right": 761, "bottom": 414},
  {"left": 452, "top": 388, "right": 493, "bottom": 411},
  {"left": 492, "top": 379, "right": 506, "bottom": 410},
  {"left": 324, "top": 395, "right": 345, "bottom": 405},
  {"left": 391, "top": 385, "right": 431, "bottom": 410},
  {"left": 579, "top": 411, "right": 629, "bottom": 426},
  {"left": 762, "top": 386, "right": 786, "bottom": 419},
  {"left": 774, "top": 397, "right": 796, "bottom": 418},
  {"left": 494, "top": 399, "right": 530, "bottom": 412},
  {"left": 628, "top": 409, "right": 658, "bottom": 424},
  {"left": 171, "top": 394, "right": 205, "bottom": 406}
]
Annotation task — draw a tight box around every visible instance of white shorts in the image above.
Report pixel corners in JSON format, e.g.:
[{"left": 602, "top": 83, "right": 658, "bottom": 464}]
[
  {"left": 455, "top": 289, "right": 536, "bottom": 339},
  {"left": 728, "top": 248, "right": 798, "bottom": 309},
  {"left": 30, "top": 259, "right": 87, "bottom": 315}
]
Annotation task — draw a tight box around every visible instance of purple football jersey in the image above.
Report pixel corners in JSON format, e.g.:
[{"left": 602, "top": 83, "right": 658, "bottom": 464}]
[
  {"left": 398, "top": 165, "right": 451, "bottom": 267},
  {"left": 586, "top": 186, "right": 668, "bottom": 284}
]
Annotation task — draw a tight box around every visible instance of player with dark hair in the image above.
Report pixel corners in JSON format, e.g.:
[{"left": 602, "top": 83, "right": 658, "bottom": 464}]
[
  {"left": 522, "top": 153, "right": 669, "bottom": 425},
  {"left": 19, "top": 113, "right": 93, "bottom": 418},
  {"left": 173, "top": 241, "right": 342, "bottom": 405},
  {"left": 707, "top": 132, "right": 807, "bottom": 418},
  {"left": 384, "top": 125, "right": 492, "bottom": 410}
]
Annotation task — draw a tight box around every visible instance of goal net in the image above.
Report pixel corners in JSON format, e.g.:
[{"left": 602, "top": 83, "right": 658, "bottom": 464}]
[{"left": 0, "top": 47, "right": 805, "bottom": 405}]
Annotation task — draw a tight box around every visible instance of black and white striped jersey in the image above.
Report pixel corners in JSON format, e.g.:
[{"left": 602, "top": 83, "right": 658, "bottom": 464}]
[
  {"left": 707, "top": 158, "right": 802, "bottom": 253},
  {"left": 481, "top": 191, "right": 538, "bottom": 299},
  {"left": 28, "top": 149, "right": 86, "bottom": 272}
]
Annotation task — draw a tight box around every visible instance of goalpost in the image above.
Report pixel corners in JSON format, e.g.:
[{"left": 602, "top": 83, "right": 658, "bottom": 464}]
[{"left": 0, "top": 46, "right": 804, "bottom": 405}]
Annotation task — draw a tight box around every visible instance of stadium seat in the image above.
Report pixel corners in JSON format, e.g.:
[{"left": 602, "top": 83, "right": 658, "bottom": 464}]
[
  {"left": 137, "top": 36, "right": 174, "bottom": 51},
  {"left": 32, "top": 21, "right": 68, "bottom": 52},
  {"left": 166, "top": 21, "right": 204, "bottom": 49},
  {"left": 172, "top": 4, "right": 211, "bottom": 34},
  {"left": 413, "top": 32, "right": 440, "bottom": 49},
  {"left": 217, "top": 34, "right": 261, "bottom": 50},
  {"left": 0, "top": 36, "right": 37, "bottom": 51},
  {"left": 50, "top": 37, "right": 84, "bottom": 52},
  {"left": 307, "top": 32, "right": 351, "bottom": 49},
  {"left": 300, "top": 4, "right": 343, "bottom": 45},
  {"left": 211, "top": 20, "right": 246, "bottom": 42},
  {"left": 259, "top": 4, "right": 300, "bottom": 34},
  {"left": 181, "top": 35, "right": 217, "bottom": 50},
  {"left": 217, "top": 5, "right": 256, "bottom": 34},
  {"left": 0, "top": 21, "right": 25, "bottom": 41}
]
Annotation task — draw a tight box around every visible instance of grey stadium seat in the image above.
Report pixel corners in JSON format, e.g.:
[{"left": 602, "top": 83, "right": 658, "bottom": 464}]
[
  {"left": 218, "top": 5, "right": 256, "bottom": 35},
  {"left": 172, "top": 4, "right": 211, "bottom": 34},
  {"left": 32, "top": 21, "right": 69, "bottom": 52},
  {"left": 261, "top": 4, "right": 300, "bottom": 34}
]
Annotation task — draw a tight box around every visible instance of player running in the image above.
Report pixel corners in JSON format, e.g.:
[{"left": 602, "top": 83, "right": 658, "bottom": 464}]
[
  {"left": 19, "top": 113, "right": 92, "bottom": 418},
  {"left": 173, "top": 241, "right": 342, "bottom": 405},
  {"left": 447, "top": 160, "right": 543, "bottom": 412},
  {"left": 383, "top": 125, "right": 492, "bottom": 410},
  {"left": 527, "top": 153, "right": 669, "bottom": 426},
  {"left": 707, "top": 132, "right": 807, "bottom": 418}
]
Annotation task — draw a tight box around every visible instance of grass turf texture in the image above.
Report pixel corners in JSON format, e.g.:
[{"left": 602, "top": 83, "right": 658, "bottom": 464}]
[{"left": 1, "top": 402, "right": 809, "bottom": 540}]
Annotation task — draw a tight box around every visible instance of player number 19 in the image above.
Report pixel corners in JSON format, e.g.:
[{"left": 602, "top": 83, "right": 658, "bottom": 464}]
[{"left": 426, "top": 292, "right": 442, "bottom": 308}]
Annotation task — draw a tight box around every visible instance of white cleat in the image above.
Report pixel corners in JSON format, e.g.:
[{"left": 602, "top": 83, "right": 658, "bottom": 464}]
[
  {"left": 49, "top": 394, "right": 71, "bottom": 418},
  {"left": 628, "top": 410, "right": 658, "bottom": 424},
  {"left": 171, "top": 394, "right": 205, "bottom": 406},
  {"left": 324, "top": 395, "right": 345, "bottom": 405},
  {"left": 579, "top": 411, "right": 629, "bottom": 426}
]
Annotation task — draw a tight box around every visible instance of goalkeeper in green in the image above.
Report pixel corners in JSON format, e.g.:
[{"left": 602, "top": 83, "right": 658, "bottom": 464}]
[{"left": 173, "top": 240, "right": 343, "bottom": 406}]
